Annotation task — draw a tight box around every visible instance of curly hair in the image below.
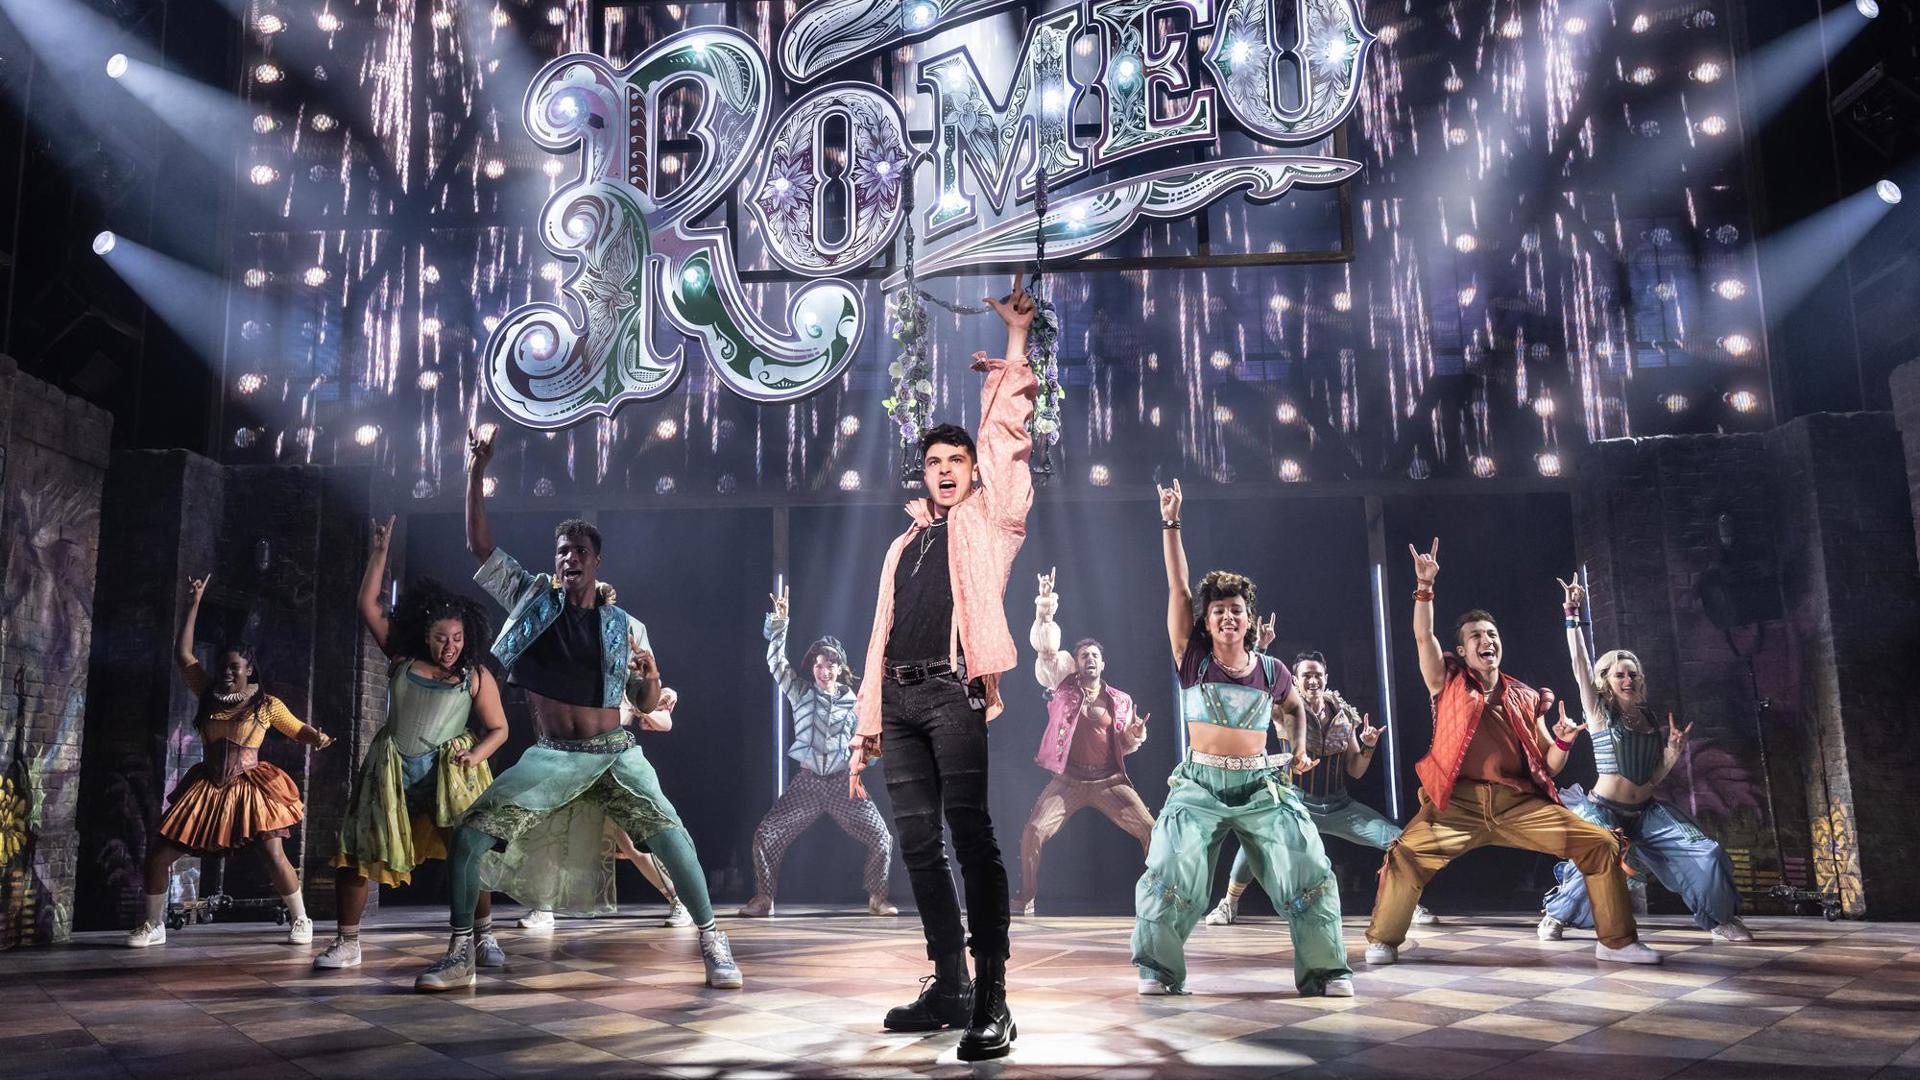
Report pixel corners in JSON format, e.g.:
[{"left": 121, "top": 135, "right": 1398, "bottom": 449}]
[
  {"left": 918, "top": 423, "right": 977, "bottom": 463},
  {"left": 1190, "top": 570, "right": 1258, "bottom": 647},
  {"left": 389, "top": 578, "right": 493, "bottom": 676}
]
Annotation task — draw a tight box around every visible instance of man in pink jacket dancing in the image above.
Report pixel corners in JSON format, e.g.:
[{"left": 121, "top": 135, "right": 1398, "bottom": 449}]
[{"left": 848, "top": 274, "right": 1037, "bottom": 1062}]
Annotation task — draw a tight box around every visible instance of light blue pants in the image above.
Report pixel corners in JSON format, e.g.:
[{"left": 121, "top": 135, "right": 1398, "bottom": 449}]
[
  {"left": 1226, "top": 795, "right": 1401, "bottom": 886},
  {"left": 1541, "top": 791, "right": 1739, "bottom": 931},
  {"left": 1132, "top": 760, "right": 1349, "bottom": 994}
]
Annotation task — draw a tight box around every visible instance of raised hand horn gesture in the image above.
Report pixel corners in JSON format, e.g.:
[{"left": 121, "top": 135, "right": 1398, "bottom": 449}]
[{"left": 1409, "top": 537, "right": 1439, "bottom": 584}]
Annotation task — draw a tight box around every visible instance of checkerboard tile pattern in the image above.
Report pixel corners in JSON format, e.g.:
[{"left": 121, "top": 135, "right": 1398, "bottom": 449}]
[{"left": 1, "top": 910, "right": 1916, "bottom": 1078}]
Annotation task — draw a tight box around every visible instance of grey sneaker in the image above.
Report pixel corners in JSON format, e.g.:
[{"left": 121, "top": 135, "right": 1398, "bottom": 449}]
[
  {"left": 1537, "top": 913, "right": 1567, "bottom": 940},
  {"left": 415, "top": 934, "right": 477, "bottom": 991},
  {"left": 1710, "top": 918, "right": 1754, "bottom": 943},
  {"left": 1203, "top": 896, "right": 1238, "bottom": 926},
  {"left": 474, "top": 931, "right": 506, "bottom": 968},
  {"left": 124, "top": 920, "right": 167, "bottom": 948},
  {"left": 663, "top": 900, "right": 693, "bottom": 928},
  {"left": 312, "top": 935, "right": 362, "bottom": 969},
  {"left": 700, "top": 928, "right": 743, "bottom": 989}
]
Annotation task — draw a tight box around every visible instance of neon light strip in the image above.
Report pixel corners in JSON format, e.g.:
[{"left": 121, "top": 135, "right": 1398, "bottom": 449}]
[
  {"left": 774, "top": 571, "right": 786, "bottom": 798},
  {"left": 1370, "top": 562, "right": 1401, "bottom": 820}
]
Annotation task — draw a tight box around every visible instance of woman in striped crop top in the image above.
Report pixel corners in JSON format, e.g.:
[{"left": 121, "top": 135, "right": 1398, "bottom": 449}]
[{"left": 1539, "top": 576, "right": 1751, "bottom": 943}]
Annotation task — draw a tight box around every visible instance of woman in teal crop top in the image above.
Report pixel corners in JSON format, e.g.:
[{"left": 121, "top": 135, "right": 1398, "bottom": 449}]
[{"left": 1540, "top": 576, "right": 1750, "bottom": 942}]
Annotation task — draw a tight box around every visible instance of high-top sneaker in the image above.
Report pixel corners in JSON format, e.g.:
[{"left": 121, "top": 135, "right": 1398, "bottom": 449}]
[
  {"left": 956, "top": 954, "right": 1015, "bottom": 1062},
  {"left": 700, "top": 928, "right": 744, "bottom": 988},
  {"left": 882, "top": 952, "right": 971, "bottom": 1032},
  {"left": 415, "top": 933, "right": 477, "bottom": 991}
]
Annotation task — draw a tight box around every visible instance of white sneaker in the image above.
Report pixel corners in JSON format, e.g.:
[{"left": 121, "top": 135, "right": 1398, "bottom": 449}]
[
  {"left": 415, "top": 934, "right": 477, "bottom": 991},
  {"left": 287, "top": 917, "right": 314, "bottom": 945},
  {"left": 1411, "top": 905, "right": 1439, "bottom": 926},
  {"left": 1537, "top": 913, "right": 1567, "bottom": 941},
  {"left": 518, "top": 909, "right": 554, "bottom": 932},
  {"left": 125, "top": 920, "right": 167, "bottom": 948},
  {"left": 312, "top": 936, "right": 362, "bottom": 969},
  {"left": 663, "top": 900, "right": 693, "bottom": 928},
  {"left": 1202, "top": 896, "right": 1239, "bottom": 926},
  {"left": 700, "top": 929, "right": 744, "bottom": 989},
  {"left": 1595, "top": 940, "right": 1662, "bottom": 965},
  {"left": 1137, "top": 977, "right": 1188, "bottom": 996},
  {"left": 1364, "top": 941, "right": 1398, "bottom": 965},
  {"left": 1711, "top": 918, "right": 1754, "bottom": 943},
  {"left": 1320, "top": 976, "right": 1356, "bottom": 997}
]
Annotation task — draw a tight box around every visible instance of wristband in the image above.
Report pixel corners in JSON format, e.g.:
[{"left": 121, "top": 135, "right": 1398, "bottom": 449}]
[
  {"left": 1554, "top": 736, "right": 1574, "bottom": 751},
  {"left": 1412, "top": 588, "right": 1435, "bottom": 602},
  {"left": 1162, "top": 520, "right": 1181, "bottom": 530},
  {"left": 1564, "top": 617, "right": 1586, "bottom": 629}
]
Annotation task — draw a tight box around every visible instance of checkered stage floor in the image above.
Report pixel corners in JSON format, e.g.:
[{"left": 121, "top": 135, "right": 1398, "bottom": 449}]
[{"left": 2, "top": 907, "right": 1918, "bottom": 1078}]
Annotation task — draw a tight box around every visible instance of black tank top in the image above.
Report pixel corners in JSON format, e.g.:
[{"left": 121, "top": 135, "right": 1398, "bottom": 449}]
[{"left": 509, "top": 603, "right": 603, "bottom": 706}]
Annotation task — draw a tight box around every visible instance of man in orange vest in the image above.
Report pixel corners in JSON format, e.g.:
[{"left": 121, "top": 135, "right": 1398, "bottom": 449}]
[{"left": 1363, "top": 538, "right": 1660, "bottom": 967}]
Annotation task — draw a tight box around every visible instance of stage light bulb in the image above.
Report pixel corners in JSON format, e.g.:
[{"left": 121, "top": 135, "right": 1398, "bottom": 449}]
[
  {"left": 1444, "top": 73, "right": 1465, "bottom": 92},
  {"left": 484, "top": 159, "right": 506, "bottom": 179},
  {"left": 353, "top": 424, "right": 380, "bottom": 447},
  {"left": 243, "top": 268, "right": 268, "bottom": 287},
  {"left": 1563, "top": 16, "right": 1588, "bottom": 34},
  {"left": 421, "top": 317, "right": 443, "bottom": 334},
  {"left": 547, "top": 5, "right": 566, "bottom": 24},
  {"left": 1279, "top": 459, "right": 1303, "bottom": 482},
  {"left": 655, "top": 417, "right": 680, "bottom": 440},
  {"left": 907, "top": 1, "right": 935, "bottom": 27},
  {"left": 253, "top": 63, "right": 283, "bottom": 84},
  {"left": 1276, "top": 401, "right": 1299, "bottom": 423},
  {"left": 1631, "top": 14, "right": 1651, "bottom": 33},
  {"left": 91, "top": 231, "right": 116, "bottom": 255},
  {"left": 417, "top": 370, "right": 442, "bottom": 390},
  {"left": 661, "top": 156, "right": 681, "bottom": 175},
  {"left": 1148, "top": 405, "right": 1163, "bottom": 427},
  {"left": 1727, "top": 390, "right": 1759, "bottom": 413},
  {"left": 1720, "top": 333, "right": 1754, "bottom": 358},
  {"left": 1209, "top": 350, "right": 1233, "bottom": 370},
  {"left": 655, "top": 476, "right": 677, "bottom": 496},
  {"left": 1268, "top": 294, "right": 1292, "bottom": 313},
  {"left": 1663, "top": 393, "right": 1690, "bottom": 413},
  {"left": 1377, "top": 24, "right": 1399, "bottom": 44},
  {"left": 236, "top": 373, "right": 266, "bottom": 395},
  {"left": 431, "top": 10, "right": 454, "bottom": 29},
  {"left": 249, "top": 165, "right": 279, "bottom": 185},
  {"left": 317, "top": 11, "right": 342, "bottom": 32},
  {"left": 1629, "top": 66, "right": 1656, "bottom": 86},
  {"left": 302, "top": 267, "right": 329, "bottom": 286},
  {"left": 489, "top": 7, "right": 511, "bottom": 28},
  {"left": 1715, "top": 278, "right": 1747, "bottom": 299},
  {"left": 1697, "top": 115, "right": 1728, "bottom": 136},
  {"left": 421, "top": 265, "right": 441, "bottom": 284},
  {"left": 1692, "top": 61, "right": 1723, "bottom": 83},
  {"left": 1533, "top": 396, "right": 1555, "bottom": 418},
  {"left": 253, "top": 114, "right": 279, "bottom": 133},
  {"left": 1472, "top": 455, "right": 1497, "bottom": 478},
  {"left": 1534, "top": 452, "right": 1562, "bottom": 477},
  {"left": 1332, "top": 292, "right": 1352, "bottom": 312},
  {"left": 543, "top": 160, "right": 564, "bottom": 177},
  {"left": 483, "top": 315, "right": 501, "bottom": 332},
  {"left": 838, "top": 470, "right": 862, "bottom": 491},
  {"left": 1876, "top": 179, "right": 1902, "bottom": 205},
  {"left": 1857, "top": 0, "right": 1880, "bottom": 17},
  {"left": 839, "top": 414, "right": 860, "bottom": 436},
  {"left": 1457, "top": 286, "right": 1478, "bottom": 305},
  {"left": 106, "top": 54, "right": 129, "bottom": 79},
  {"left": 1500, "top": 17, "right": 1523, "bottom": 38},
  {"left": 255, "top": 14, "right": 284, "bottom": 34},
  {"left": 541, "top": 262, "right": 564, "bottom": 282},
  {"left": 1453, "top": 232, "right": 1478, "bottom": 253},
  {"left": 1087, "top": 463, "right": 1112, "bottom": 486}
]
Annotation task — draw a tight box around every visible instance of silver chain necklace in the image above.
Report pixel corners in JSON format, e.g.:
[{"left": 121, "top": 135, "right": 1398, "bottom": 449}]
[{"left": 909, "top": 517, "right": 948, "bottom": 577}]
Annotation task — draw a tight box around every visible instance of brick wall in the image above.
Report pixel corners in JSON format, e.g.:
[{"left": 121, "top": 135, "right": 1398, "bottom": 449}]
[
  {"left": 0, "top": 356, "right": 113, "bottom": 948},
  {"left": 1577, "top": 412, "right": 1920, "bottom": 921}
]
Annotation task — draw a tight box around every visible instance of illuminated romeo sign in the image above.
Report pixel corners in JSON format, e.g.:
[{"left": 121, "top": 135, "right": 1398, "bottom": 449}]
[{"left": 485, "top": 0, "right": 1373, "bottom": 429}]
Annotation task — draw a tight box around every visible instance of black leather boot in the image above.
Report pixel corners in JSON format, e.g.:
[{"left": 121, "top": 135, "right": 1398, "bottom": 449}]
[
  {"left": 956, "top": 954, "right": 1015, "bottom": 1061},
  {"left": 882, "top": 951, "right": 972, "bottom": 1032}
]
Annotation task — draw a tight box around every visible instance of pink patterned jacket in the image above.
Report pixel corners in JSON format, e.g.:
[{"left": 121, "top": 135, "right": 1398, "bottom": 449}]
[{"left": 855, "top": 354, "right": 1037, "bottom": 738}]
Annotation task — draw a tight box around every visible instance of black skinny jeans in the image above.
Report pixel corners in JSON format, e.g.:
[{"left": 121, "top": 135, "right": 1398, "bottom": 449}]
[{"left": 880, "top": 674, "right": 1009, "bottom": 962}]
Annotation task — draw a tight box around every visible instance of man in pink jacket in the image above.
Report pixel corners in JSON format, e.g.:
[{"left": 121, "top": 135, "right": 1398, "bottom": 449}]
[
  {"left": 1014, "top": 567, "right": 1153, "bottom": 916},
  {"left": 848, "top": 274, "right": 1036, "bottom": 1063}
]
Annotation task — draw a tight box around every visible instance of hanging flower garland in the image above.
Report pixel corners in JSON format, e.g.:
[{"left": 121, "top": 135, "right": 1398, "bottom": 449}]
[
  {"left": 1024, "top": 169, "right": 1063, "bottom": 480},
  {"left": 884, "top": 284, "right": 932, "bottom": 464}
]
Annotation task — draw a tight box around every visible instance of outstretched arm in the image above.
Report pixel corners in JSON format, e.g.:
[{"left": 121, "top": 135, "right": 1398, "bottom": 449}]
[
  {"left": 178, "top": 574, "right": 211, "bottom": 694},
  {"left": 1558, "top": 574, "right": 1603, "bottom": 724},
  {"left": 1160, "top": 481, "right": 1192, "bottom": 659},
  {"left": 1030, "top": 567, "right": 1077, "bottom": 690},
  {"left": 765, "top": 587, "right": 805, "bottom": 703},
  {"left": 359, "top": 515, "right": 398, "bottom": 658},
  {"left": 976, "top": 273, "right": 1039, "bottom": 531},
  {"left": 1410, "top": 538, "right": 1447, "bottom": 696},
  {"left": 465, "top": 428, "right": 496, "bottom": 564}
]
